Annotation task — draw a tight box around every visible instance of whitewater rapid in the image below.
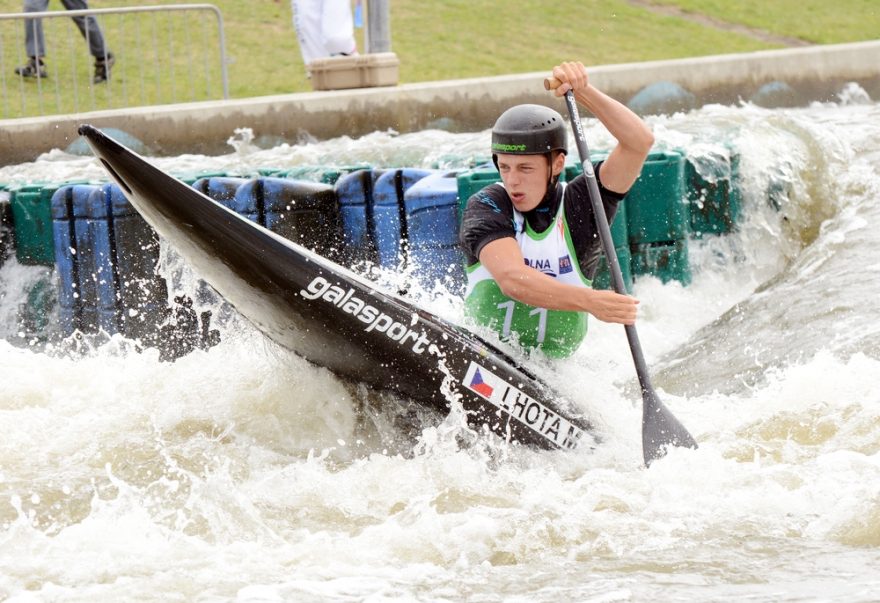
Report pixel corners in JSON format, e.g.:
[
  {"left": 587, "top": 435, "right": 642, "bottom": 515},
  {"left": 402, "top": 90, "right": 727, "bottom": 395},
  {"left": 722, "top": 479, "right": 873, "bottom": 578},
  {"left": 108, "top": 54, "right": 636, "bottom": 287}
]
[{"left": 1, "top": 87, "right": 878, "bottom": 601}]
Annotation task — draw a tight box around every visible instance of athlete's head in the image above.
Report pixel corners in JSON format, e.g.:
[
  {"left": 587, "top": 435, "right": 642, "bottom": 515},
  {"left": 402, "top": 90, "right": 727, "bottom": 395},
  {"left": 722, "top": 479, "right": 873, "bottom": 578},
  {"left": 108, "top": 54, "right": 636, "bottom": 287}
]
[{"left": 491, "top": 104, "right": 568, "bottom": 211}]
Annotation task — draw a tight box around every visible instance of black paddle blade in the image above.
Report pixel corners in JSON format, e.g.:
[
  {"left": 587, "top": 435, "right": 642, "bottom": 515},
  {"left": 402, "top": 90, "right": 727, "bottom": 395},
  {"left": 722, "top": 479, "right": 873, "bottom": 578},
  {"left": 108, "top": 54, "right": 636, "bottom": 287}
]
[{"left": 642, "top": 387, "right": 698, "bottom": 466}]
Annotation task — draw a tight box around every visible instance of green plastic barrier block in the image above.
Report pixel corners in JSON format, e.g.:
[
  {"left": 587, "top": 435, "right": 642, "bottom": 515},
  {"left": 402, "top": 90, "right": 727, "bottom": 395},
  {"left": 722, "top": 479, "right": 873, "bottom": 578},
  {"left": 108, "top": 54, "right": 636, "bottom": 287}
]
[
  {"left": 18, "top": 268, "right": 57, "bottom": 342},
  {"left": 592, "top": 246, "right": 633, "bottom": 293},
  {"left": 625, "top": 150, "right": 688, "bottom": 246},
  {"left": 10, "top": 184, "right": 58, "bottom": 266},
  {"left": 604, "top": 188, "right": 629, "bottom": 250},
  {"left": 429, "top": 154, "right": 493, "bottom": 170},
  {"left": 284, "top": 165, "right": 370, "bottom": 185},
  {"left": 631, "top": 239, "right": 691, "bottom": 285},
  {"left": 175, "top": 171, "right": 228, "bottom": 186},
  {"left": 456, "top": 167, "right": 501, "bottom": 216},
  {"left": 591, "top": 196, "right": 631, "bottom": 291},
  {"left": 686, "top": 151, "right": 741, "bottom": 237},
  {"left": 562, "top": 152, "right": 626, "bottom": 247},
  {"left": 561, "top": 150, "right": 609, "bottom": 183}
]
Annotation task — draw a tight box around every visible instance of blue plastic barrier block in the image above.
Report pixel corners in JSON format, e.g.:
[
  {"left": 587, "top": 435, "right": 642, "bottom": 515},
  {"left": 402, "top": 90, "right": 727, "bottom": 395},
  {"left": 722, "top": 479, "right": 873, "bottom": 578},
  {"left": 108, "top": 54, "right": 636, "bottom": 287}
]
[
  {"left": 51, "top": 183, "right": 169, "bottom": 338},
  {"left": 52, "top": 185, "right": 86, "bottom": 333},
  {"left": 335, "top": 168, "right": 387, "bottom": 267},
  {"left": 104, "top": 183, "right": 169, "bottom": 340},
  {"left": 561, "top": 151, "right": 610, "bottom": 183},
  {"left": 403, "top": 170, "right": 464, "bottom": 292},
  {"left": 230, "top": 177, "right": 341, "bottom": 259},
  {"left": 191, "top": 177, "right": 249, "bottom": 211},
  {"left": 228, "top": 179, "right": 262, "bottom": 225},
  {"left": 243, "top": 177, "right": 341, "bottom": 260},
  {"left": 371, "top": 168, "right": 435, "bottom": 268},
  {"left": 0, "top": 188, "right": 13, "bottom": 267},
  {"left": 51, "top": 184, "right": 106, "bottom": 333},
  {"left": 76, "top": 185, "right": 118, "bottom": 333}
]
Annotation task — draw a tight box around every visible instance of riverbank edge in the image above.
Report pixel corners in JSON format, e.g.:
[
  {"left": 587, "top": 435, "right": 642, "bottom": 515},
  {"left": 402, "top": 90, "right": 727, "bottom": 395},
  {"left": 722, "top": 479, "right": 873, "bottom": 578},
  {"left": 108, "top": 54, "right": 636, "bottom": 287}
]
[{"left": 2, "top": 40, "right": 878, "bottom": 167}]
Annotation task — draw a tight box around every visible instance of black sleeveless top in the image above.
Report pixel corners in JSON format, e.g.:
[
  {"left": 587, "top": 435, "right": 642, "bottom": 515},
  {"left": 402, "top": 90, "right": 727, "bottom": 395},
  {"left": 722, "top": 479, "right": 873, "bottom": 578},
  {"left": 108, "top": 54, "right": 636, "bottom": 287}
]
[{"left": 459, "top": 162, "right": 626, "bottom": 280}]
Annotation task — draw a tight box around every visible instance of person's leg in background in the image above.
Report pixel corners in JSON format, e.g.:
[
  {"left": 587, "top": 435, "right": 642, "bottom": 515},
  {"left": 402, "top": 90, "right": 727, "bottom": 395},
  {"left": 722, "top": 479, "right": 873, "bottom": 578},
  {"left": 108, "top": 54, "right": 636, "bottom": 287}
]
[
  {"left": 320, "top": 0, "right": 356, "bottom": 57},
  {"left": 60, "top": 0, "right": 114, "bottom": 83},
  {"left": 16, "top": 0, "right": 51, "bottom": 78}
]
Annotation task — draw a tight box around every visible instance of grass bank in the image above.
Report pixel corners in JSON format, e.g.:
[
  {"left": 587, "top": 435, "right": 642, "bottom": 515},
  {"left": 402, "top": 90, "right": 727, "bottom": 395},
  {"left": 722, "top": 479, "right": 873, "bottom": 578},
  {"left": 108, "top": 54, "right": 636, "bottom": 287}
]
[
  {"left": 211, "top": 0, "right": 879, "bottom": 95},
  {"left": 0, "top": 0, "right": 876, "bottom": 118}
]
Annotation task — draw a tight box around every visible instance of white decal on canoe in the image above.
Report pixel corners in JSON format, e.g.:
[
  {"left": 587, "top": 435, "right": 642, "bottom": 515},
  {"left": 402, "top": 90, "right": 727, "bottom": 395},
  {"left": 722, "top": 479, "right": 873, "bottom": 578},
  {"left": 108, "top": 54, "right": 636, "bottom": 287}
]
[
  {"left": 463, "top": 361, "right": 584, "bottom": 450},
  {"left": 300, "top": 276, "right": 432, "bottom": 354}
]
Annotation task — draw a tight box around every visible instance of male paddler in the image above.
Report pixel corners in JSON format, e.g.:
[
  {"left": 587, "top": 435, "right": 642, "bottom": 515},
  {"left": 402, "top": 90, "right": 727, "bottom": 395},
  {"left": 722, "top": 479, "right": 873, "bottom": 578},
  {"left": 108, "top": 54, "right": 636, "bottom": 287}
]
[{"left": 458, "top": 61, "right": 655, "bottom": 358}]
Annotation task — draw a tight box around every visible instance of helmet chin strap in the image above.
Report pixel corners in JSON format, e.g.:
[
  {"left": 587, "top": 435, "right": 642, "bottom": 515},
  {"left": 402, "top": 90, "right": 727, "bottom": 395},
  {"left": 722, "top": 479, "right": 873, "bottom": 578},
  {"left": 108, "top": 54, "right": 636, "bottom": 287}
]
[
  {"left": 539, "top": 153, "right": 560, "bottom": 208},
  {"left": 537, "top": 174, "right": 560, "bottom": 209}
]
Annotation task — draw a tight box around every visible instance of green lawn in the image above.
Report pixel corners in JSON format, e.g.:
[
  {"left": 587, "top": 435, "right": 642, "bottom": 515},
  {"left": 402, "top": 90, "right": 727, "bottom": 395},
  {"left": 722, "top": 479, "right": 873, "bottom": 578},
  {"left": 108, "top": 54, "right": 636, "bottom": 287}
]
[
  {"left": 645, "top": 0, "right": 879, "bottom": 43},
  {"left": 0, "top": 0, "right": 876, "bottom": 118}
]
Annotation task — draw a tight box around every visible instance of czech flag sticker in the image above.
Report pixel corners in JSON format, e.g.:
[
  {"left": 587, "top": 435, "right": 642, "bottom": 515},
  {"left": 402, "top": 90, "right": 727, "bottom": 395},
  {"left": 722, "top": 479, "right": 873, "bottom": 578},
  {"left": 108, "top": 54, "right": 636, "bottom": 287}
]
[{"left": 464, "top": 361, "right": 497, "bottom": 400}]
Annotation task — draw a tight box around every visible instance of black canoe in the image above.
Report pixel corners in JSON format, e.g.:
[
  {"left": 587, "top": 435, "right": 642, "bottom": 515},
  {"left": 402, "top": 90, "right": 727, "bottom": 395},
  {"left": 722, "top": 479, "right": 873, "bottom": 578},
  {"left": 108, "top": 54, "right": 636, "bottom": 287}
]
[{"left": 79, "top": 124, "right": 594, "bottom": 451}]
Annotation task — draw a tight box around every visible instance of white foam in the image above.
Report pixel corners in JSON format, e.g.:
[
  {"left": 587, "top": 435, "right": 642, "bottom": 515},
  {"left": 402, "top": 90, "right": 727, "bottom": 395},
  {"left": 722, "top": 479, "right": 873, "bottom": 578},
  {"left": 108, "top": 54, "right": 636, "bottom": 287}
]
[{"left": 2, "top": 99, "right": 880, "bottom": 601}]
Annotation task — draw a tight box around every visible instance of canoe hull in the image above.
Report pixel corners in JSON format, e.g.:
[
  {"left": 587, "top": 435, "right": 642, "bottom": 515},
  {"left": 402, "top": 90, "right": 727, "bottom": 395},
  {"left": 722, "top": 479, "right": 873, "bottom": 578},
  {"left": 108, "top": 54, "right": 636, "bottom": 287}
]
[{"left": 79, "top": 124, "right": 593, "bottom": 451}]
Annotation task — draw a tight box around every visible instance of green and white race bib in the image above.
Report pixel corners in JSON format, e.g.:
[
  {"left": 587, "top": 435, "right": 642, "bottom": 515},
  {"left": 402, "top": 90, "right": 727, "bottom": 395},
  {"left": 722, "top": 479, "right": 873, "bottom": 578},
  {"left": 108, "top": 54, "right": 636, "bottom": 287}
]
[{"left": 465, "top": 187, "right": 591, "bottom": 358}]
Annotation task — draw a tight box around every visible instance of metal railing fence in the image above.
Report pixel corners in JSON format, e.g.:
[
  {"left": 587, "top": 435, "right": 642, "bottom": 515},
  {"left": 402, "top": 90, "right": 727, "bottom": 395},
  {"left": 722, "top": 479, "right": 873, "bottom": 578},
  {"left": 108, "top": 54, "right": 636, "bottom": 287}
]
[{"left": 0, "top": 4, "right": 228, "bottom": 119}]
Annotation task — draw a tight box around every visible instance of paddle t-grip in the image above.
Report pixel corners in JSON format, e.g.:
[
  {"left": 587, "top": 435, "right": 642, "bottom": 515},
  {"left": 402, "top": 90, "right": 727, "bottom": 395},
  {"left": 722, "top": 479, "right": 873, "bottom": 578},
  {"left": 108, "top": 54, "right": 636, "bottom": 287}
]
[{"left": 543, "top": 76, "right": 562, "bottom": 90}]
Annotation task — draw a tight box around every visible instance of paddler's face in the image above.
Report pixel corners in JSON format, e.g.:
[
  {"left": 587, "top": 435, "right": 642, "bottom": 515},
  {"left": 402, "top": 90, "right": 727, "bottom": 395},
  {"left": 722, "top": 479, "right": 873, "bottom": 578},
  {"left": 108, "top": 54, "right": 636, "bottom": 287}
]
[{"left": 496, "top": 152, "right": 565, "bottom": 212}]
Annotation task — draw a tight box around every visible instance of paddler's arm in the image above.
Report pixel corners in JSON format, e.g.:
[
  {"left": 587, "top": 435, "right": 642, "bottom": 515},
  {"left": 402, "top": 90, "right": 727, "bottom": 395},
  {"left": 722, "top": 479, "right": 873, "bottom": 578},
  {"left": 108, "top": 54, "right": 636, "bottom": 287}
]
[
  {"left": 478, "top": 236, "right": 639, "bottom": 325},
  {"left": 548, "top": 61, "right": 654, "bottom": 194}
]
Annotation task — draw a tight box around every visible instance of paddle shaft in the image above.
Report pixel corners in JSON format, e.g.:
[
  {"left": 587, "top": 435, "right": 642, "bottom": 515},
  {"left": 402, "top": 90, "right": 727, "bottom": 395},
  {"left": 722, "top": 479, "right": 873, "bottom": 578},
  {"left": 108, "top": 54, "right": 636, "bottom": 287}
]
[
  {"left": 558, "top": 90, "right": 655, "bottom": 394},
  {"left": 551, "top": 85, "right": 697, "bottom": 464}
]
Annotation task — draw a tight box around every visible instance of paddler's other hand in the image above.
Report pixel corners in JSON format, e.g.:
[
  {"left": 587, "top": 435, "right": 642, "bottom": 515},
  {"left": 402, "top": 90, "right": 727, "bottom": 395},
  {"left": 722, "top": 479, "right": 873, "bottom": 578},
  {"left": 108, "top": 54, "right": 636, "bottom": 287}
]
[
  {"left": 585, "top": 289, "right": 639, "bottom": 325},
  {"left": 549, "top": 61, "right": 590, "bottom": 97}
]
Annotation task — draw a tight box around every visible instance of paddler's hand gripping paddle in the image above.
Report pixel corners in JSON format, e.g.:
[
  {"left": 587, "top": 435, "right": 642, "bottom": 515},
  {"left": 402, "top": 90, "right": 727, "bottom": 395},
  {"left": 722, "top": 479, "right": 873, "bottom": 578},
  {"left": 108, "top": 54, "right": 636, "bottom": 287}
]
[{"left": 545, "top": 77, "right": 698, "bottom": 466}]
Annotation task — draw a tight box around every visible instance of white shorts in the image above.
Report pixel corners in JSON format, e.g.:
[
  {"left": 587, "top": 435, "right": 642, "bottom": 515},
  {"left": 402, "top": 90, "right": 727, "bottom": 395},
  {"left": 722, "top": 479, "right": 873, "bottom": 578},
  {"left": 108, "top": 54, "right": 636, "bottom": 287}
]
[{"left": 292, "top": 0, "right": 357, "bottom": 65}]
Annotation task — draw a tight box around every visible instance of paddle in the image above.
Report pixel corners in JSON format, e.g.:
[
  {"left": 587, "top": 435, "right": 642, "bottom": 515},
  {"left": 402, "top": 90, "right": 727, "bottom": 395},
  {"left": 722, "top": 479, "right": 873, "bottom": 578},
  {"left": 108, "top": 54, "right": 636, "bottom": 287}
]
[{"left": 545, "top": 78, "right": 698, "bottom": 466}]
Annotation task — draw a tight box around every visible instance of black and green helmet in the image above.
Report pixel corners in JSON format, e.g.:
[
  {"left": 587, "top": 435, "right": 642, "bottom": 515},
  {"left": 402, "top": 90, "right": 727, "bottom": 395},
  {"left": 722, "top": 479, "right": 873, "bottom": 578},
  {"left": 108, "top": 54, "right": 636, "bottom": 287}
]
[{"left": 491, "top": 104, "right": 568, "bottom": 156}]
